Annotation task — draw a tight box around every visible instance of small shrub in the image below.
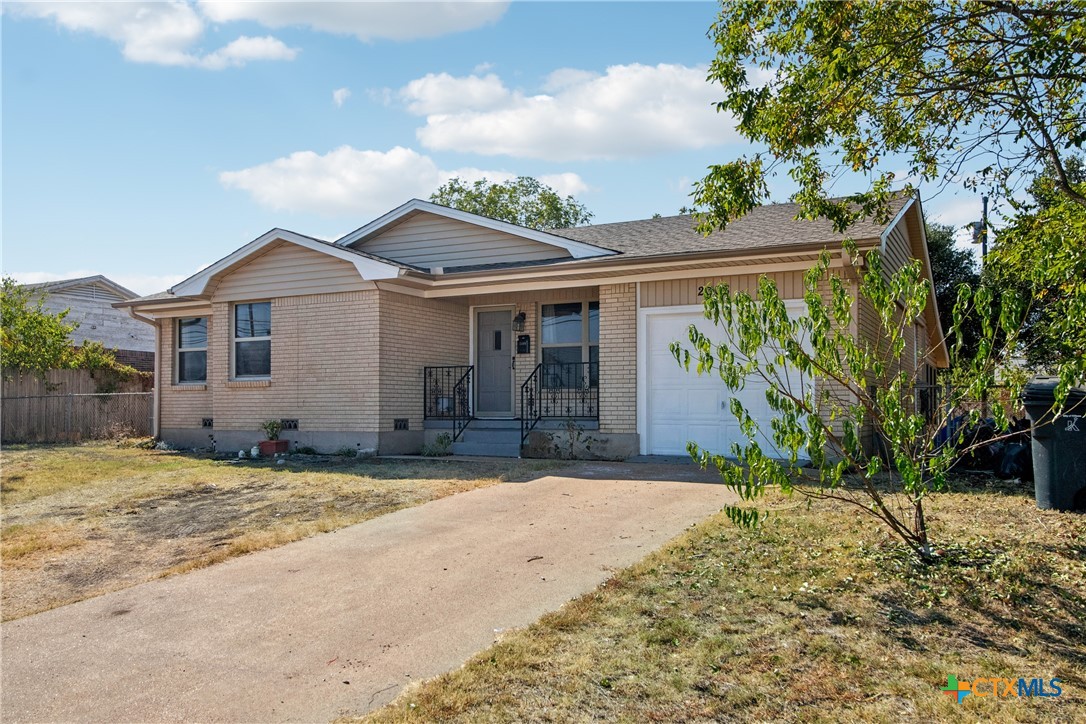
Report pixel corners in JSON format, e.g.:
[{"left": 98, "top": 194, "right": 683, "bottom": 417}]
[
  {"left": 294, "top": 446, "right": 318, "bottom": 455},
  {"left": 260, "top": 419, "right": 283, "bottom": 441},
  {"left": 333, "top": 446, "right": 358, "bottom": 458},
  {"left": 421, "top": 433, "right": 453, "bottom": 457}
]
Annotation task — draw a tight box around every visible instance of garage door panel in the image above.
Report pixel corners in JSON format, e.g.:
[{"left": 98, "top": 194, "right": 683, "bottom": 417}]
[
  {"left": 649, "top": 390, "right": 685, "bottom": 419},
  {"left": 686, "top": 390, "right": 721, "bottom": 419}
]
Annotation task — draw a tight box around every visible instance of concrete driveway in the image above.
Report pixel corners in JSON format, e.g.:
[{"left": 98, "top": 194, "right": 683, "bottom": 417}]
[{"left": 1, "top": 463, "right": 731, "bottom": 722}]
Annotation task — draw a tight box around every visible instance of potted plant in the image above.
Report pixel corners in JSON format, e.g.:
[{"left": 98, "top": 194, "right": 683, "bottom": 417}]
[{"left": 258, "top": 419, "right": 288, "bottom": 456}]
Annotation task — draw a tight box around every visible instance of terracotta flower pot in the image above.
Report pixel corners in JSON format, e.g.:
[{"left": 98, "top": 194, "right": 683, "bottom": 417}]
[{"left": 259, "top": 439, "right": 289, "bottom": 456}]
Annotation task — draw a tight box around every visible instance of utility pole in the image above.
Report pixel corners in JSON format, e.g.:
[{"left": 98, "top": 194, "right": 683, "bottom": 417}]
[{"left": 973, "top": 195, "right": 990, "bottom": 418}]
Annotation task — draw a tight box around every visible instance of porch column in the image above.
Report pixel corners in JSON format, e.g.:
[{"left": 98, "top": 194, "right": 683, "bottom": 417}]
[{"left": 598, "top": 283, "right": 637, "bottom": 435}]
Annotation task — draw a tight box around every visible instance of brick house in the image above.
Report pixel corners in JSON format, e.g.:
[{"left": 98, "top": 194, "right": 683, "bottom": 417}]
[{"left": 117, "top": 196, "right": 947, "bottom": 457}]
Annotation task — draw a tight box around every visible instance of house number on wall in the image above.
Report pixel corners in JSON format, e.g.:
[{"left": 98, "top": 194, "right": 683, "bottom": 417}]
[{"left": 696, "top": 285, "right": 706, "bottom": 297}]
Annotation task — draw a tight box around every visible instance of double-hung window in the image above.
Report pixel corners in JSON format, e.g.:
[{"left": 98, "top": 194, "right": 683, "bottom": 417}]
[
  {"left": 540, "top": 301, "right": 599, "bottom": 387},
  {"left": 177, "top": 317, "right": 207, "bottom": 383},
  {"left": 234, "top": 302, "right": 271, "bottom": 378}
]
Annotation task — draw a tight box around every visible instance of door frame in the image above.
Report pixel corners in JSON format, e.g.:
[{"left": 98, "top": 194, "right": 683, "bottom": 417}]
[{"left": 469, "top": 304, "right": 517, "bottom": 418}]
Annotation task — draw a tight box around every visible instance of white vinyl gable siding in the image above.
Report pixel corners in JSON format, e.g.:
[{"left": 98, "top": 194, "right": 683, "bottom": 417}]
[
  {"left": 350, "top": 213, "right": 572, "bottom": 270},
  {"left": 210, "top": 242, "right": 372, "bottom": 301}
]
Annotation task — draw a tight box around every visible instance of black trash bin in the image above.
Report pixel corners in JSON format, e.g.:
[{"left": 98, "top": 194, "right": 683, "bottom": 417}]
[{"left": 1022, "top": 377, "right": 1086, "bottom": 511}]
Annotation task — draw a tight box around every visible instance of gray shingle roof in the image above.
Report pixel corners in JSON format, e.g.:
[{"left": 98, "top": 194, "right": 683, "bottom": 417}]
[{"left": 551, "top": 196, "right": 909, "bottom": 259}]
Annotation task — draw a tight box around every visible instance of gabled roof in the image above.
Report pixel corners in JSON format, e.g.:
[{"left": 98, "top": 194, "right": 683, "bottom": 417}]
[
  {"left": 23, "top": 274, "right": 138, "bottom": 300},
  {"left": 334, "top": 199, "right": 618, "bottom": 260},
  {"left": 169, "top": 228, "right": 410, "bottom": 297},
  {"left": 552, "top": 195, "right": 911, "bottom": 260}
]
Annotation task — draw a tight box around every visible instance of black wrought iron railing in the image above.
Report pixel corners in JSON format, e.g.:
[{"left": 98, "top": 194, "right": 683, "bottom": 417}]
[
  {"left": 424, "top": 365, "right": 473, "bottom": 441},
  {"left": 521, "top": 362, "right": 599, "bottom": 443}
]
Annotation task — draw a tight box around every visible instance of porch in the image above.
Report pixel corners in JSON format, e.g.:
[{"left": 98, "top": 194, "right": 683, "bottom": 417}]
[{"left": 423, "top": 362, "right": 599, "bottom": 456}]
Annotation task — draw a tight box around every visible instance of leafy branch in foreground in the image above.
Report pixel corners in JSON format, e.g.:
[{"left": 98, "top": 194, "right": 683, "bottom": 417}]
[
  {"left": 671, "top": 243, "right": 1027, "bottom": 563},
  {"left": 694, "top": 1, "right": 1086, "bottom": 231}
]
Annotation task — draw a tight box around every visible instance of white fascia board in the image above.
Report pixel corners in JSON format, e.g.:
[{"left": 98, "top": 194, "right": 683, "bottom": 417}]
[
  {"left": 879, "top": 194, "right": 917, "bottom": 250},
  {"left": 333, "top": 199, "right": 617, "bottom": 260},
  {"left": 169, "top": 229, "right": 402, "bottom": 296}
]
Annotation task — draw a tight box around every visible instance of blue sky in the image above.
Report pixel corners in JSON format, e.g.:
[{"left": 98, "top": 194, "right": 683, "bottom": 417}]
[{"left": 3, "top": 1, "right": 985, "bottom": 295}]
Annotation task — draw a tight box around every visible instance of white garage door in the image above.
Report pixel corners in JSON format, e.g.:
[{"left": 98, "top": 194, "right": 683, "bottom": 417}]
[{"left": 642, "top": 307, "right": 809, "bottom": 460}]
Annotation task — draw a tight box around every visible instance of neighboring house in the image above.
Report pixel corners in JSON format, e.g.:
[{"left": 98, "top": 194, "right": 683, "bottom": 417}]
[
  {"left": 27, "top": 275, "right": 155, "bottom": 372},
  {"left": 117, "top": 195, "right": 947, "bottom": 458}
]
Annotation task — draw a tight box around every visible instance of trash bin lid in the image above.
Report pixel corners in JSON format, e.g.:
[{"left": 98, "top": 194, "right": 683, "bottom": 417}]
[{"left": 1022, "top": 376, "right": 1086, "bottom": 407}]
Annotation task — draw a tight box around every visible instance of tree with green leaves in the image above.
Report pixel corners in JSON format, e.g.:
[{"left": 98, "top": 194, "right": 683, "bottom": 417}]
[
  {"left": 430, "top": 176, "right": 593, "bottom": 230},
  {"left": 1, "top": 276, "right": 79, "bottom": 374},
  {"left": 676, "top": 0, "right": 1083, "bottom": 562},
  {"left": 986, "top": 161, "right": 1086, "bottom": 394},
  {"left": 926, "top": 222, "right": 981, "bottom": 358},
  {"left": 672, "top": 244, "right": 1024, "bottom": 563},
  {"left": 694, "top": 1, "right": 1086, "bottom": 232}
]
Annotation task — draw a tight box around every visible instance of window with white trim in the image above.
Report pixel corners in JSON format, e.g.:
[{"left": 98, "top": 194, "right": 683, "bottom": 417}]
[
  {"left": 541, "top": 301, "right": 599, "bottom": 385},
  {"left": 176, "top": 317, "right": 207, "bottom": 383},
  {"left": 233, "top": 302, "right": 271, "bottom": 378}
]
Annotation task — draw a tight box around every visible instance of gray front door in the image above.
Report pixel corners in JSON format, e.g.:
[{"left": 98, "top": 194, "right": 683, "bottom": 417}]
[{"left": 476, "top": 310, "right": 513, "bottom": 416}]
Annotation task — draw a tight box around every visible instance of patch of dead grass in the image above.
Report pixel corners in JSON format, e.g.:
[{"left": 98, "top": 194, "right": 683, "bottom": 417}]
[
  {"left": 362, "top": 479, "right": 1085, "bottom": 723},
  {"left": 1, "top": 443, "right": 562, "bottom": 621},
  {"left": 1, "top": 522, "right": 86, "bottom": 564}
]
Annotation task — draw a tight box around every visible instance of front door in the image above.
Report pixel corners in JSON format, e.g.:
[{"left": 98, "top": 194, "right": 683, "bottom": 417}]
[{"left": 475, "top": 309, "right": 513, "bottom": 416}]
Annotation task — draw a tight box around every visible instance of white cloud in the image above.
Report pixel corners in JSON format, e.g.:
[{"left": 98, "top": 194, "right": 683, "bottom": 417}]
[
  {"left": 332, "top": 87, "right": 352, "bottom": 108},
  {"left": 400, "top": 72, "right": 510, "bottom": 115},
  {"left": 6, "top": 0, "right": 501, "bottom": 69},
  {"left": 538, "top": 173, "right": 591, "bottom": 197},
  {"left": 406, "top": 63, "right": 738, "bottom": 161},
  {"left": 218, "top": 145, "right": 587, "bottom": 217},
  {"left": 10, "top": 270, "right": 187, "bottom": 296},
  {"left": 197, "top": 1, "right": 509, "bottom": 41},
  {"left": 200, "top": 35, "right": 298, "bottom": 70},
  {"left": 6, "top": 1, "right": 296, "bottom": 69}
]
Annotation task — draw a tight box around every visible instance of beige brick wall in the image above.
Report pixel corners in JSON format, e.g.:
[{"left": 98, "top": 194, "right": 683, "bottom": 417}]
[
  {"left": 378, "top": 292, "right": 469, "bottom": 432},
  {"left": 159, "top": 317, "right": 213, "bottom": 430},
  {"left": 208, "top": 291, "right": 380, "bottom": 432},
  {"left": 598, "top": 283, "right": 637, "bottom": 433}
]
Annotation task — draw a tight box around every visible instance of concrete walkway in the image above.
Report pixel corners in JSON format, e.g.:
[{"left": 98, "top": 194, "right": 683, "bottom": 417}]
[{"left": 1, "top": 464, "right": 731, "bottom": 722}]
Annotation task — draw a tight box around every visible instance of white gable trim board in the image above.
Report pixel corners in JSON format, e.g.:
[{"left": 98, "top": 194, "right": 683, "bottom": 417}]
[{"left": 636, "top": 301, "right": 812, "bottom": 459}]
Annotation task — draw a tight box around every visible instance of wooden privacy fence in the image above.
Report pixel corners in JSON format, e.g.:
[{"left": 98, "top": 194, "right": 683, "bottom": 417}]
[
  {"left": 1, "top": 392, "right": 153, "bottom": 443},
  {"left": 2, "top": 369, "right": 154, "bottom": 443}
]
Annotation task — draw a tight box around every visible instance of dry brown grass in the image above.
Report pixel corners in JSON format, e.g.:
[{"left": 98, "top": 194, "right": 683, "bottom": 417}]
[
  {"left": 1, "top": 443, "right": 561, "bottom": 621},
  {"left": 364, "top": 475, "right": 1085, "bottom": 723}
]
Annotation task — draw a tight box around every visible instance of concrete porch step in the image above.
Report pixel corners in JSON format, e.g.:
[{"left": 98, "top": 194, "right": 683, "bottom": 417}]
[
  {"left": 457, "top": 427, "right": 522, "bottom": 444},
  {"left": 450, "top": 440, "right": 521, "bottom": 458}
]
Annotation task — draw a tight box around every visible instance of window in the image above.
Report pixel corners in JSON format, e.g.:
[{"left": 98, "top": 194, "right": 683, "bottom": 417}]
[
  {"left": 234, "top": 302, "right": 271, "bottom": 378},
  {"left": 177, "top": 317, "right": 207, "bottom": 383},
  {"left": 541, "top": 301, "right": 599, "bottom": 386}
]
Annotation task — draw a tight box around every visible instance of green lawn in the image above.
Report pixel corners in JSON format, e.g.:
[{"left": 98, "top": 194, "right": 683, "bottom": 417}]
[{"left": 364, "top": 476, "right": 1085, "bottom": 723}]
